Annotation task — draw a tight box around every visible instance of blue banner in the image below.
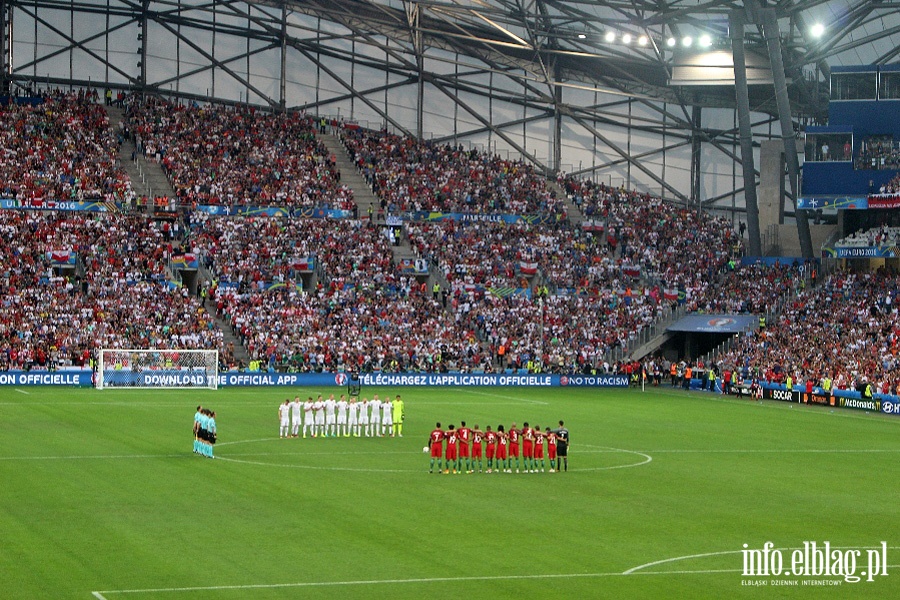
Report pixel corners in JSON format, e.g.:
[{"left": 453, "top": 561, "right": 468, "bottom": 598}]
[
  {"left": 404, "top": 211, "right": 561, "bottom": 226},
  {"left": 667, "top": 314, "right": 758, "bottom": 333},
  {"left": 1, "top": 199, "right": 109, "bottom": 212},
  {"left": 0, "top": 369, "right": 628, "bottom": 388},
  {"left": 195, "top": 205, "right": 353, "bottom": 219},
  {"left": 882, "top": 398, "right": 900, "bottom": 415},
  {"left": 0, "top": 370, "right": 92, "bottom": 386},
  {"left": 823, "top": 246, "right": 900, "bottom": 258},
  {"left": 49, "top": 250, "right": 77, "bottom": 266},
  {"left": 740, "top": 257, "right": 821, "bottom": 267},
  {"left": 796, "top": 196, "right": 868, "bottom": 211}
]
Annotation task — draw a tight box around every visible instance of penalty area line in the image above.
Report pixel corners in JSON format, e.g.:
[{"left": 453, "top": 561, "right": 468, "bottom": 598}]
[{"left": 14, "top": 388, "right": 30, "bottom": 394}]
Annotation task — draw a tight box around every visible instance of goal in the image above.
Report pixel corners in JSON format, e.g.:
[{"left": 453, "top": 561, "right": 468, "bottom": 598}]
[{"left": 96, "top": 349, "right": 219, "bottom": 390}]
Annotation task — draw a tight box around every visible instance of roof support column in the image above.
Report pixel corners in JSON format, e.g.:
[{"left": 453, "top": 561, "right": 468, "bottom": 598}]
[
  {"left": 730, "top": 10, "right": 762, "bottom": 256},
  {"left": 760, "top": 7, "right": 814, "bottom": 258}
]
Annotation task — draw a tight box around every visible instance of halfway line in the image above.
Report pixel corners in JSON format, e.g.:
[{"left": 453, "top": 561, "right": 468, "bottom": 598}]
[{"left": 89, "top": 568, "right": 745, "bottom": 595}]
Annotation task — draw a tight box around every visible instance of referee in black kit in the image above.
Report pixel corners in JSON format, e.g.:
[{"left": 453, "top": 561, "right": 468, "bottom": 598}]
[{"left": 553, "top": 420, "right": 569, "bottom": 471}]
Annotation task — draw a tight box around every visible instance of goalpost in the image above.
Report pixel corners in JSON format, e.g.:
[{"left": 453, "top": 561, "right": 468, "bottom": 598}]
[{"left": 96, "top": 349, "right": 219, "bottom": 390}]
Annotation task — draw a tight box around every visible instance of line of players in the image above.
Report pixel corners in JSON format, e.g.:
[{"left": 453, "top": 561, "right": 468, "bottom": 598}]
[
  {"left": 278, "top": 394, "right": 405, "bottom": 438},
  {"left": 427, "top": 420, "right": 570, "bottom": 474},
  {"left": 193, "top": 405, "right": 217, "bottom": 458}
]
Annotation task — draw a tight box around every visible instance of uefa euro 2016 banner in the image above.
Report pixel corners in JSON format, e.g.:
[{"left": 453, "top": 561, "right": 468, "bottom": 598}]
[
  {"left": 822, "top": 246, "right": 900, "bottom": 259},
  {"left": 1, "top": 199, "right": 109, "bottom": 212},
  {"left": 195, "top": 205, "right": 355, "bottom": 219},
  {"left": 0, "top": 370, "right": 626, "bottom": 388}
]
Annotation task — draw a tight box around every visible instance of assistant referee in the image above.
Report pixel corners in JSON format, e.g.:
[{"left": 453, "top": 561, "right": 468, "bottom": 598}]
[{"left": 553, "top": 420, "right": 569, "bottom": 472}]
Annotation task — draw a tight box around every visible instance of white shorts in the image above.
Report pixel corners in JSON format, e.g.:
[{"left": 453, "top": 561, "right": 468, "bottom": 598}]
[
  {"left": 326, "top": 415, "right": 336, "bottom": 424},
  {"left": 359, "top": 416, "right": 369, "bottom": 425},
  {"left": 280, "top": 419, "right": 289, "bottom": 427},
  {"left": 315, "top": 415, "right": 325, "bottom": 425},
  {"left": 371, "top": 416, "right": 381, "bottom": 424},
  {"left": 383, "top": 418, "right": 393, "bottom": 426},
  {"left": 337, "top": 416, "right": 348, "bottom": 424},
  {"left": 304, "top": 413, "right": 314, "bottom": 424},
  {"left": 348, "top": 415, "right": 358, "bottom": 425}
]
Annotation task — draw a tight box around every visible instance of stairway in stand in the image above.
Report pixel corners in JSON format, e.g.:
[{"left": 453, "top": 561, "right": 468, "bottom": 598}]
[
  {"left": 318, "top": 131, "right": 381, "bottom": 223},
  {"left": 547, "top": 178, "right": 585, "bottom": 228},
  {"left": 105, "top": 105, "right": 177, "bottom": 207}
]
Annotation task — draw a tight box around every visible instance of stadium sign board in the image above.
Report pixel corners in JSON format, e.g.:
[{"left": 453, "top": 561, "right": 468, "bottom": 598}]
[{"left": 0, "top": 370, "right": 626, "bottom": 388}]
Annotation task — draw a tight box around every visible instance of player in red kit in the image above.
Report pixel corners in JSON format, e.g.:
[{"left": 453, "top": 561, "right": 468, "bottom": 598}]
[
  {"left": 521, "top": 422, "right": 535, "bottom": 473},
  {"left": 546, "top": 427, "right": 558, "bottom": 472},
  {"left": 457, "top": 421, "right": 472, "bottom": 473},
  {"left": 532, "top": 425, "right": 546, "bottom": 472},
  {"left": 508, "top": 422, "right": 521, "bottom": 473},
  {"left": 428, "top": 422, "right": 444, "bottom": 473},
  {"left": 471, "top": 425, "right": 484, "bottom": 473},
  {"left": 485, "top": 426, "right": 497, "bottom": 473},
  {"left": 496, "top": 425, "right": 509, "bottom": 473},
  {"left": 444, "top": 424, "right": 459, "bottom": 474}
]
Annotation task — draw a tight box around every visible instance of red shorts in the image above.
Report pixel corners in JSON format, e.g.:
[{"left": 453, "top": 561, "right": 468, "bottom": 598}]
[
  {"left": 471, "top": 443, "right": 483, "bottom": 458},
  {"left": 533, "top": 444, "right": 544, "bottom": 459},
  {"left": 486, "top": 444, "right": 496, "bottom": 459},
  {"left": 509, "top": 443, "right": 520, "bottom": 458},
  {"left": 548, "top": 446, "right": 557, "bottom": 460},
  {"left": 522, "top": 441, "right": 533, "bottom": 459},
  {"left": 445, "top": 445, "right": 458, "bottom": 461},
  {"left": 459, "top": 443, "right": 470, "bottom": 458},
  {"left": 431, "top": 443, "right": 443, "bottom": 458},
  {"left": 496, "top": 444, "right": 507, "bottom": 460}
]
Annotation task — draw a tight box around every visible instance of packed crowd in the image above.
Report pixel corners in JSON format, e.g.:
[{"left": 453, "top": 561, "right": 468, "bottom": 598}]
[
  {"left": 126, "top": 98, "right": 354, "bottom": 210},
  {"left": 0, "top": 210, "right": 223, "bottom": 371},
  {"left": 714, "top": 269, "right": 900, "bottom": 396},
  {"left": 191, "top": 215, "right": 486, "bottom": 373},
  {"left": 856, "top": 138, "right": 900, "bottom": 171},
  {"left": 341, "top": 127, "right": 566, "bottom": 216},
  {"left": 834, "top": 225, "right": 900, "bottom": 247},
  {"left": 0, "top": 90, "right": 132, "bottom": 202},
  {"left": 875, "top": 173, "right": 900, "bottom": 195}
]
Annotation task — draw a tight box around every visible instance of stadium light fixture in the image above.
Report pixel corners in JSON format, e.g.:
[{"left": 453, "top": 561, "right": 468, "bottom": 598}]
[
  {"left": 638, "top": 35, "right": 648, "bottom": 46},
  {"left": 667, "top": 37, "right": 677, "bottom": 47},
  {"left": 577, "top": 33, "right": 587, "bottom": 39},
  {"left": 810, "top": 23, "right": 826, "bottom": 38},
  {"left": 605, "top": 31, "right": 616, "bottom": 43},
  {"left": 699, "top": 35, "right": 712, "bottom": 47},
  {"left": 682, "top": 36, "right": 693, "bottom": 47},
  {"left": 622, "top": 34, "right": 632, "bottom": 44}
]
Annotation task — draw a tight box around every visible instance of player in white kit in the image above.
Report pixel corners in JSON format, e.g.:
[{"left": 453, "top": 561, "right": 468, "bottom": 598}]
[
  {"left": 290, "top": 396, "right": 302, "bottom": 438},
  {"left": 358, "top": 397, "right": 370, "bottom": 436},
  {"left": 313, "top": 394, "right": 326, "bottom": 437},
  {"left": 336, "top": 394, "right": 349, "bottom": 437},
  {"left": 347, "top": 397, "right": 360, "bottom": 436},
  {"left": 369, "top": 394, "right": 382, "bottom": 437},
  {"left": 324, "top": 394, "right": 337, "bottom": 437},
  {"left": 381, "top": 398, "right": 393, "bottom": 436},
  {"left": 278, "top": 399, "right": 290, "bottom": 438},
  {"left": 302, "top": 396, "right": 314, "bottom": 438}
]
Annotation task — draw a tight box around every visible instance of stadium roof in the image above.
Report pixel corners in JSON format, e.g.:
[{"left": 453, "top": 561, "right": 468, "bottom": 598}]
[{"left": 269, "top": 0, "right": 900, "bottom": 118}]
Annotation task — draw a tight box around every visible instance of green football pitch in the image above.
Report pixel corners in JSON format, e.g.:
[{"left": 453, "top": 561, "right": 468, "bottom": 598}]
[{"left": 1, "top": 384, "right": 898, "bottom": 599}]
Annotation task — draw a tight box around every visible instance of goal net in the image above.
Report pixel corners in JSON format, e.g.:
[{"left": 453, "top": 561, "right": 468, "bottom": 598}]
[{"left": 96, "top": 349, "right": 219, "bottom": 390}]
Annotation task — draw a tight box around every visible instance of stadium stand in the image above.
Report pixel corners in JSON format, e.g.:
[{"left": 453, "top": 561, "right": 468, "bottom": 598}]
[
  {"left": 0, "top": 211, "right": 223, "bottom": 371},
  {"left": 714, "top": 269, "right": 900, "bottom": 395},
  {"left": 125, "top": 97, "right": 354, "bottom": 210},
  {"left": 340, "top": 127, "right": 566, "bottom": 216},
  {"left": 0, "top": 91, "right": 133, "bottom": 203}
]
